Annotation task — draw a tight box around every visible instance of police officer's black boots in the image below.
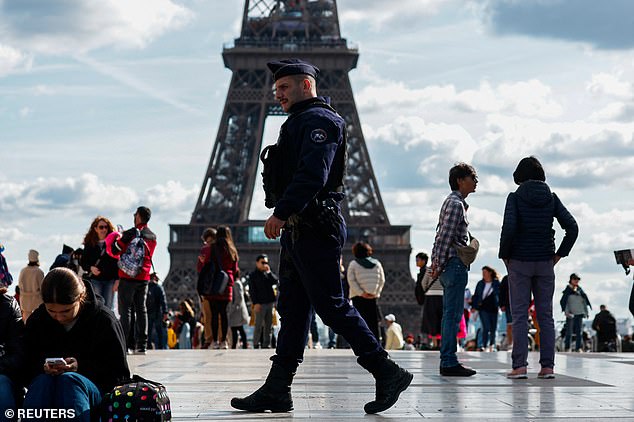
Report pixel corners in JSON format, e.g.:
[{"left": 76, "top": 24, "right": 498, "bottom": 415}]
[
  {"left": 230, "top": 363, "right": 295, "bottom": 412},
  {"left": 360, "top": 356, "right": 414, "bottom": 414}
]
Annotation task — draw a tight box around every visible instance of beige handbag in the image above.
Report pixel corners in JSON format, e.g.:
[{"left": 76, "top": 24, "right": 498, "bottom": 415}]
[{"left": 455, "top": 232, "right": 479, "bottom": 266}]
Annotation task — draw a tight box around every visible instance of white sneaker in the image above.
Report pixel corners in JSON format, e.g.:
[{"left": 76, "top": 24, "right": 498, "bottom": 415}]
[
  {"left": 212, "top": 341, "right": 220, "bottom": 349},
  {"left": 220, "top": 341, "right": 228, "bottom": 349},
  {"left": 314, "top": 342, "right": 322, "bottom": 349}
]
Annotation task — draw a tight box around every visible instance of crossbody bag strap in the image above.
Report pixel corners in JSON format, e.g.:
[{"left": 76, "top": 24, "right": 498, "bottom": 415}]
[{"left": 212, "top": 244, "right": 224, "bottom": 273}]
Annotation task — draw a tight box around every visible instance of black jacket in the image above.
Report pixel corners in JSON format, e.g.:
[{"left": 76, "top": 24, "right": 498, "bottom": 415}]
[
  {"left": 499, "top": 180, "right": 578, "bottom": 261},
  {"left": 499, "top": 276, "right": 510, "bottom": 309},
  {"left": 146, "top": 281, "right": 168, "bottom": 316},
  {"left": 472, "top": 279, "right": 501, "bottom": 313},
  {"left": 81, "top": 243, "right": 119, "bottom": 281},
  {"left": 0, "top": 293, "right": 24, "bottom": 381},
  {"left": 23, "top": 281, "right": 130, "bottom": 393},
  {"left": 272, "top": 97, "right": 346, "bottom": 220},
  {"left": 248, "top": 270, "right": 278, "bottom": 305},
  {"left": 592, "top": 309, "right": 617, "bottom": 343}
]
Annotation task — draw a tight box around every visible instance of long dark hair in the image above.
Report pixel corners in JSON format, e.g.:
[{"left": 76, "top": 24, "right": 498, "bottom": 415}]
[
  {"left": 41, "top": 268, "right": 87, "bottom": 305},
  {"left": 216, "top": 226, "right": 238, "bottom": 262},
  {"left": 83, "top": 216, "right": 115, "bottom": 247}
]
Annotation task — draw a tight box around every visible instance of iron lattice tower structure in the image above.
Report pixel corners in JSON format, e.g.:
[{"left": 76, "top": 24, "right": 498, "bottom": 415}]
[{"left": 164, "top": 0, "right": 417, "bottom": 333}]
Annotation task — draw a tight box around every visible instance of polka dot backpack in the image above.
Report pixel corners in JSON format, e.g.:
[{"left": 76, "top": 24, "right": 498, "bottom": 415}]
[{"left": 102, "top": 375, "right": 171, "bottom": 421}]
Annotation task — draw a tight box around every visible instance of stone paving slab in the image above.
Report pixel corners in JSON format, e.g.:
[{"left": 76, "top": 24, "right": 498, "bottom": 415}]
[{"left": 127, "top": 350, "right": 634, "bottom": 421}]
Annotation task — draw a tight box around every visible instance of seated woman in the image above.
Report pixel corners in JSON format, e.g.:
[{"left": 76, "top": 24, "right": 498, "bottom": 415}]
[
  {"left": 0, "top": 281, "right": 24, "bottom": 422},
  {"left": 23, "top": 268, "right": 129, "bottom": 421}
]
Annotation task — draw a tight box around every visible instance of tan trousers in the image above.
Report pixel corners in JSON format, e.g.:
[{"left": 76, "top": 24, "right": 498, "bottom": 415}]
[{"left": 201, "top": 296, "right": 213, "bottom": 345}]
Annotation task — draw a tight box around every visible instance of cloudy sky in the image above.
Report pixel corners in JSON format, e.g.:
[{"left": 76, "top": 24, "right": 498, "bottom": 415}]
[{"left": 2, "top": 0, "right": 634, "bottom": 321}]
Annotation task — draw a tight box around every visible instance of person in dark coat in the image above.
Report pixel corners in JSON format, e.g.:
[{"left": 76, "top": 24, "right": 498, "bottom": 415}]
[
  {"left": 0, "top": 283, "right": 24, "bottom": 419},
  {"left": 81, "top": 216, "right": 119, "bottom": 310},
  {"left": 248, "top": 254, "right": 279, "bottom": 349},
  {"left": 592, "top": 305, "right": 617, "bottom": 352},
  {"left": 472, "top": 266, "right": 501, "bottom": 351},
  {"left": 499, "top": 156, "right": 578, "bottom": 379},
  {"left": 49, "top": 244, "right": 74, "bottom": 271},
  {"left": 146, "top": 272, "right": 168, "bottom": 349},
  {"left": 22, "top": 268, "right": 130, "bottom": 421}
]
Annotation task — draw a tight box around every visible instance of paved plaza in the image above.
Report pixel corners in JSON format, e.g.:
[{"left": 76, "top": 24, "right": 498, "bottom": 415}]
[{"left": 127, "top": 349, "right": 634, "bottom": 421}]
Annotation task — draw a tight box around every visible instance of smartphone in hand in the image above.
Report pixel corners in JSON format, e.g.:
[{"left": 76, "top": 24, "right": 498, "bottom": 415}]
[{"left": 45, "top": 357, "right": 67, "bottom": 366}]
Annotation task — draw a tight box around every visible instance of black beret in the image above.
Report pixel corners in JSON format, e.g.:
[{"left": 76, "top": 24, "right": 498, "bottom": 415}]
[{"left": 267, "top": 58, "right": 319, "bottom": 81}]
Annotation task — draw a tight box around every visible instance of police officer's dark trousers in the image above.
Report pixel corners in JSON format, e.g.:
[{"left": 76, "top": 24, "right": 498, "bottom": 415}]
[
  {"left": 232, "top": 220, "right": 413, "bottom": 414},
  {"left": 275, "top": 222, "right": 384, "bottom": 367}
]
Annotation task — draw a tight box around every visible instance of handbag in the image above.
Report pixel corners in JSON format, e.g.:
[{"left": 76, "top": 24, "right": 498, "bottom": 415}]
[
  {"left": 415, "top": 268, "right": 438, "bottom": 305},
  {"left": 196, "top": 261, "right": 214, "bottom": 296},
  {"left": 101, "top": 375, "right": 171, "bottom": 421},
  {"left": 455, "top": 232, "right": 479, "bottom": 266},
  {"left": 415, "top": 267, "right": 432, "bottom": 305},
  {"left": 210, "top": 245, "right": 229, "bottom": 295},
  {"left": 196, "top": 245, "right": 229, "bottom": 296}
]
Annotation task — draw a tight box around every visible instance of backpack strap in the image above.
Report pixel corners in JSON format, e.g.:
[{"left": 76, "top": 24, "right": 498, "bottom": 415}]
[{"left": 136, "top": 229, "right": 156, "bottom": 275}]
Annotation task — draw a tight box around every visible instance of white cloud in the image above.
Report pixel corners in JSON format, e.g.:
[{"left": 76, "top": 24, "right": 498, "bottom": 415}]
[
  {"left": 0, "top": 43, "right": 31, "bottom": 76},
  {"left": 586, "top": 72, "right": 634, "bottom": 98},
  {"left": 0, "top": 174, "right": 197, "bottom": 217},
  {"left": 0, "top": 0, "right": 193, "bottom": 54},
  {"left": 365, "top": 116, "right": 478, "bottom": 187},
  {"left": 0, "top": 227, "right": 25, "bottom": 242},
  {"left": 475, "top": 114, "right": 634, "bottom": 179},
  {"left": 143, "top": 181, "right": 199, "bottom": 212},
  {"left": 339, "top": 0, "right": 450, "bottom": 30},
  {"left": 590, "top": 102, "right": 634, "bottom": 123},
  {"left": 356, "top": 79, "right": 563, "bottom": 118}
]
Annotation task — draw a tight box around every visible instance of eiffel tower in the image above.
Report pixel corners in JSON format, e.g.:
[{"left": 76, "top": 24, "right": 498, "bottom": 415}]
[{"left": 164, "top": 0, "right": 418, "bottom": 333}]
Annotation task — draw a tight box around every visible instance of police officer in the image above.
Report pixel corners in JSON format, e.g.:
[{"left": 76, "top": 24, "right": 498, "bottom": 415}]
[{"left": 231, "top": 59, "right": 412, "bottom": 414}]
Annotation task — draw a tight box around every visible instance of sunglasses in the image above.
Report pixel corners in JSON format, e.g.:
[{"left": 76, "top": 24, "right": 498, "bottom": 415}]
[
  {"left": 260, "top": 261, "right": 270, "bottom": 265},
  {"left": 97, "top": 225, "right": 108, "bottom": 230}
]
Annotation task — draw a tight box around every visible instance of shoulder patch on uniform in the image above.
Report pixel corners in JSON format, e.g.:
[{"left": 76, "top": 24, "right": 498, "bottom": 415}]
[{"left": 310, "top": 128, "right": 328, "bottom": 143}]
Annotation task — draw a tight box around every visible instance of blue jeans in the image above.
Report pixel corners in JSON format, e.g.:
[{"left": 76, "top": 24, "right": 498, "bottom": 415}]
[
  {"left": 480, "top": 310, "right": 498, "bottom": 347},
  {"left": 23, "top": 373, "right": 101, "bottom": 422},
  {"left": 0, "top": 375, "right": 16, "bottom": 422},
  {"left": 565, "top": 314, "right": 584, "bottom": 351},
  {"left": 89, "top": 278, "right": 115, "bottom": 310},
  {"left": 147, "top": 312, "right": 167, "bottom": 349},
  {"left": 439, "top": 257, "right": 468, "bottom": 368}
]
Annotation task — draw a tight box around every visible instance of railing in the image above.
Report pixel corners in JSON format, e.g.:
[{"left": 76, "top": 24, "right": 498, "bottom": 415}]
[
  {"left": 169, "top": 222, "right": 410, "bottom": 248},
  {"left": 223, "top": 37, "right": 356, "bottom": 51}
]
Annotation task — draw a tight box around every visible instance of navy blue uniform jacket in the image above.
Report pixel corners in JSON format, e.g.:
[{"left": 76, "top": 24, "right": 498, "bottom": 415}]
[{"left": 272, "top": 96, "right": 346, "bottom": 221}]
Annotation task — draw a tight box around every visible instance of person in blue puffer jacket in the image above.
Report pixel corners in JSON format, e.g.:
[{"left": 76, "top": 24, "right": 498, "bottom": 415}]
[{"left": 499, "top": 156, "right": 578, "bottom": 380}]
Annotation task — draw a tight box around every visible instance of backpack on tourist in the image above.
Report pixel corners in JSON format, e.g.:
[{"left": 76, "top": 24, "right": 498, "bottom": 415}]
[
  {"left": 118, "top": 229, "right": 148, "bottom": 277},
  {"left": 101, "top": 375, "right": 171, "bottom": 421}
]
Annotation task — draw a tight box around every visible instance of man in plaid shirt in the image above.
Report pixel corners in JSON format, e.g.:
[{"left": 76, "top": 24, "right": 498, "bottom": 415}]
[{"left": 431, "top": 163, "right": 478, "bottom": 377}]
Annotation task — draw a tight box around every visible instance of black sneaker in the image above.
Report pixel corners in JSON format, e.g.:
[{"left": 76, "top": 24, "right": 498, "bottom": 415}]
[{"left": 440, "top": 364, "right": 476, "bottom": 377}]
